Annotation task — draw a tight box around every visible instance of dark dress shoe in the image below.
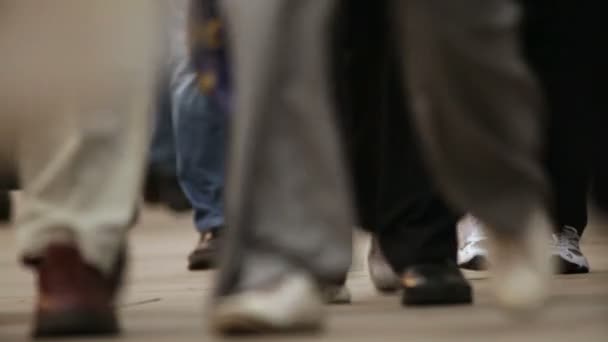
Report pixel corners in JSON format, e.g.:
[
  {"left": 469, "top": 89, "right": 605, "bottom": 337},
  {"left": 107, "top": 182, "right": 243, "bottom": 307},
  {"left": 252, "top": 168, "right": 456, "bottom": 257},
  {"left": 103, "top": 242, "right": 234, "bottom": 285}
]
[
  {"left": 25, "top": 243, "right": 125, "bottom": 338},
  {"left": 188, "top": 228, "right": 222, "bottom": 271},
  {"left": 144, "top": 168, "right": 191, "bottom": 212},
  {"left": 401, "top": 262, "right": 472, "bottom": 306}
]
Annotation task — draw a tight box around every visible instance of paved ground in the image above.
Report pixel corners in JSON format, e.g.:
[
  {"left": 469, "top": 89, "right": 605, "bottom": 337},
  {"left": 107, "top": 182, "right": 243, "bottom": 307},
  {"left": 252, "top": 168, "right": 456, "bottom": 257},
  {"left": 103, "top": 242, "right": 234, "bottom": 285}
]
[{"left": 1, "top": 202, "right": 608, "bottom": 342}]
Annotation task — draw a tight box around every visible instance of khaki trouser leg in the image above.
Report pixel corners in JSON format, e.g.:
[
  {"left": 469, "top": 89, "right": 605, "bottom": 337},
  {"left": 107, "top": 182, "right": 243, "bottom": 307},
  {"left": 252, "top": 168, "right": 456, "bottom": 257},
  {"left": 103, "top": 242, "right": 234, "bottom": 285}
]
[{"left": 0, "top": 0, "right": 164, "bottom": 274}]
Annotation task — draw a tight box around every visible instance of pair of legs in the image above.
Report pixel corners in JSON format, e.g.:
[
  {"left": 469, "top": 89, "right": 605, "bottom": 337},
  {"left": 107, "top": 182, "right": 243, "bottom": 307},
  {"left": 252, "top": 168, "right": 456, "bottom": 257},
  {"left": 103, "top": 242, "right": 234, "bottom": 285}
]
[
  {"left": 150, "top": 58, "right": 229, "bottom": 271},
  {"left": 147, "top": 66, "right": 227, "bottom": 234},
  {"left": 459, "top": 0, "right": 595, "bottom": 274},
  {"left": 171, "top": 56, "right": 228, "bottom": 269},
  {"left": 333, "top": 0, "right": 464, "bottom": 301},
  {"left": 146, "top": 0, "right": 229, "bottom": 270},
  {"left": 213, "top": 0, "right": 549, "bottom": 334},
  {"left": 1, "top": 0, "right": 162, "bottom": 337}
]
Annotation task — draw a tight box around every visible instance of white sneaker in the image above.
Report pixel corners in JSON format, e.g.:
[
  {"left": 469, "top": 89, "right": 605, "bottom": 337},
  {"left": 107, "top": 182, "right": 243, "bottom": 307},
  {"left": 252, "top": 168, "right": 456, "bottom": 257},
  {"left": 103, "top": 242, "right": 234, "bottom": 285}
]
[
  {"left": 367, "top": 237, "right": 400, "bottom": 293},
  {"left": 210, "top": 272, "right": 325, "bottom": 335},
  {"left": 460, "top": 215, "right": 590, "bottom": 275},
  {"left": 551, "top": 226, "right": 590, "bottom": 274},
  {"left": 489, "top": 209, "right": 553, "bottom": 312},
  {"left": 458, "top": 215, "right": 489, "bottom": 270}
]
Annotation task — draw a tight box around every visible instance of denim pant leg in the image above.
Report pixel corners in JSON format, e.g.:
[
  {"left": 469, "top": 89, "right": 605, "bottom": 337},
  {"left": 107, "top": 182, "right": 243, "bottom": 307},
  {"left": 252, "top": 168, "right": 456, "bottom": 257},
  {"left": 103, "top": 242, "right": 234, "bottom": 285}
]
[{"left": 172, "top": 63, "right": 227, "bottom": 233}]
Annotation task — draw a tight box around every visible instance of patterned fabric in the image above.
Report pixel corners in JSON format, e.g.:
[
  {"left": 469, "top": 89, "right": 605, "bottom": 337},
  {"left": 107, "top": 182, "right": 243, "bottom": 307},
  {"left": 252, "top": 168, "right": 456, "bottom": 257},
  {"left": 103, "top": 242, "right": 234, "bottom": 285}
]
[{"left": 188, "top": 0, "right": 231, "bottom": 113}]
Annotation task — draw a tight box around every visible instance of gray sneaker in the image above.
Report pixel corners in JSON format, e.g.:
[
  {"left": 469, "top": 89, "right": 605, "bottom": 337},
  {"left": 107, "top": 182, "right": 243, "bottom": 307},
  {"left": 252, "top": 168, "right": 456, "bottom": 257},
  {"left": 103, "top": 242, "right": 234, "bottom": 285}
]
[{"left": 550, "top": 226, "right": 590, "bottom": 274}]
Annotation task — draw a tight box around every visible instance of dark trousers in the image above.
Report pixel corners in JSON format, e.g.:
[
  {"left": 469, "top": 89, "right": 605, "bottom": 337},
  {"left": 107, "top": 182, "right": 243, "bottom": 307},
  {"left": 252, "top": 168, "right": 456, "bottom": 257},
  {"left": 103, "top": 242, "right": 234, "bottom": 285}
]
[
  {"left": 335, "top": 1, "right": 595, "bottom": 270},
  {"left": 522, "top": 0, "right": 594, "bottom": 235},
  {"left": 0, "top": 191, "right": 10, "bottom": 223},
  {"left": 333, "top": 0, "right": 458, "bottom": 273}
]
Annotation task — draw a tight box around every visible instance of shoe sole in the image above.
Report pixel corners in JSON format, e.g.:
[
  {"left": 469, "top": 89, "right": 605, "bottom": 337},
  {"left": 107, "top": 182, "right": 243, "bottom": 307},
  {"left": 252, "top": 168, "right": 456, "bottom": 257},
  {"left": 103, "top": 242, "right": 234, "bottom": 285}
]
[
  {"left": 552, "top": 256, "right": 589, "bottom": 275},
  {"left": 402, "top": 284, "right": 473, "bottom": 306},
  {"left": 34, "top": 310, "right": 119, "bottom": 338},
  {"left": 325, "top": 296, "right": 351, "bottom": 305},
  {"left": 188, "top": 253, "right": 215, "bottom": 271},
  {"left": 188, "top": 260, "right": 215, "bottom": 271},
  {"left": 461, "top": 256, "right": 589, "bottom": 274},
  {"left": 212, "top": 314, "right": 322, "bottom": 336},
  {"left": 459, "top": 255, "right": 488, "bottom": 271}
]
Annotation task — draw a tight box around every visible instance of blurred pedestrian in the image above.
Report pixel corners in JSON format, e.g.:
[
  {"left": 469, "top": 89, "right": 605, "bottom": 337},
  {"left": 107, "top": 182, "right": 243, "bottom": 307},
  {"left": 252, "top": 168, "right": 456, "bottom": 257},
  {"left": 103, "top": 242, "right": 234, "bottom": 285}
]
[
  {"left": 333, "top": 0, "right": 470, "bottom": 304},
  {"left": 211, "top": 0, "right": 354, "bottom": 333},
  {"left": 168, "top": 0, "right": 229, "bottom": 270},
  {"left": 0, "top": 0, "right": 164, "bottom": 337},
  {"left": 394, "top": 0, "right": 552, "bottom": 311},
  {"left": 211, "top": 0, "right": 551, "bottom": 335},
  {"left": 459, "top": 0, "right": 599, "bottom": 275}
]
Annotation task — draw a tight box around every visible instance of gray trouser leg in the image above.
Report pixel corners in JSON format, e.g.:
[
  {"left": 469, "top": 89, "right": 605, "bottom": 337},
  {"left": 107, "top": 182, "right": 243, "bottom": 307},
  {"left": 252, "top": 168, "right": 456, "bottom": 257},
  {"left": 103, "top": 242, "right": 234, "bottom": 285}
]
[
  {"left": 217, "top": 0, "right": 353, "bottom": 295},
  {"left": 395, "top": 0, "right": 550, "bottom": 233}
]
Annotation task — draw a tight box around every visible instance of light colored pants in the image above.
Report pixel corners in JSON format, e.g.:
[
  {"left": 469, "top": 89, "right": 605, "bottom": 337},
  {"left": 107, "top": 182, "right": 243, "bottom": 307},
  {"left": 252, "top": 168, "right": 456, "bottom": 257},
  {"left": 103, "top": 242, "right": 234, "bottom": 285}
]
[
  {"left": 0, "top": 0, "right": 165, "bottom": 274},
  {"left": 218, "top": 0, "right": 354, "bottom": 295},
  {"left": 396, "top": 0, "right": 549, "bottom": 233}
]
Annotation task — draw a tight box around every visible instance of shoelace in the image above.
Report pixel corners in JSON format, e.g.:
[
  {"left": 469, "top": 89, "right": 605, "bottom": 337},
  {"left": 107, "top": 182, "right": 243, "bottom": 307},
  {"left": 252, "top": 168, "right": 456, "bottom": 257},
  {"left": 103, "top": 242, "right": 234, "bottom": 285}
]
[
  {"left": 552, "top": 226, "right": 580, "bottom": 250},
  {"left": 461, "top": 216, "right": 488, "bottom": 246}
]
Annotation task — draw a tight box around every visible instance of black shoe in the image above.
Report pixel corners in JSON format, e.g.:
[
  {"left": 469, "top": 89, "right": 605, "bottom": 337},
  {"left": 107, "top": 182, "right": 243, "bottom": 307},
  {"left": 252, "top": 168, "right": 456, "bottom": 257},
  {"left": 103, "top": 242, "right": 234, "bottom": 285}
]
[
  {"left": 144, "top": 168, "right": 191, "bottom": 213},
  {"left": 188, "top": 228, "right": 222, "bottom": 271},
  {"left": 401, "top": 262, "right": 472, "bottom": 306},
  {"left": 0, "top": 191, "right": 11, "bottom": 224}
]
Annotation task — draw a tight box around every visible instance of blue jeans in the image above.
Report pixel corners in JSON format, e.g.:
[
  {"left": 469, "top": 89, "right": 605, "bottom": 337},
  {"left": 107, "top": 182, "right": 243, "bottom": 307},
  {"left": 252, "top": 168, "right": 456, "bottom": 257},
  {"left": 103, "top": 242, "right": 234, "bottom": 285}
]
[{"left": 171, "top": 61, "right": 227, "bottom": 233}]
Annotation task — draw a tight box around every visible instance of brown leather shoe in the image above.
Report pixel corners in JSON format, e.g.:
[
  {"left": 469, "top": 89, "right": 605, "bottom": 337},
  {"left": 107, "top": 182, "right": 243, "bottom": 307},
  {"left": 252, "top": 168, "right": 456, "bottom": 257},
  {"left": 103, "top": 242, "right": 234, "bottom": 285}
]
[
  {"left": 25, "top": 243, "right": 125, "bottom": 338},
  {"left": 188, "top": 228, "right": 222, "bottom": 271}
]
